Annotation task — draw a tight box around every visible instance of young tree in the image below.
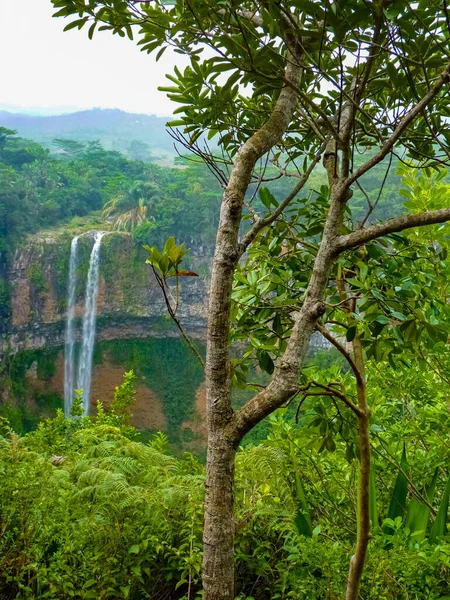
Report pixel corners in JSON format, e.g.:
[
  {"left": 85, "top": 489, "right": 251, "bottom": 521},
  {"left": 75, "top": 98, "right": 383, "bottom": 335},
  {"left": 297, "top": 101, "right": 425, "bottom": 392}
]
[{"left": 53, "top": 1, "right": 450, "bottom": 598}]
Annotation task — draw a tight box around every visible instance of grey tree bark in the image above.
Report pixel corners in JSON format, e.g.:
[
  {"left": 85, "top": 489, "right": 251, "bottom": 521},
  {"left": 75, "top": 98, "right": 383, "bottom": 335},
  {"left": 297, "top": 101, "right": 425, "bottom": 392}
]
[{"left": 202, "top": 39, "right": 304, "bottom": 600}]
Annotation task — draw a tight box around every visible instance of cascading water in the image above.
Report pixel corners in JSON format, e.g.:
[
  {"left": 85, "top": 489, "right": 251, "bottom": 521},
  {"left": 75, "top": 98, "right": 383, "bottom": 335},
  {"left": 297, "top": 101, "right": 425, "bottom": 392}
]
[
  {"left": 64, "top": 235, "right": 79, "bottom": 416},
  {"left": 77, "top": 231, "right": 106, "bottom": 413}
]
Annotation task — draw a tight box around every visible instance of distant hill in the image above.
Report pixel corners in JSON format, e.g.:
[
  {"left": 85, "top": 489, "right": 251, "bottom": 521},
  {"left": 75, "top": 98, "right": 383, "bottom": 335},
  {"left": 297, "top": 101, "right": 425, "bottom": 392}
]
[{"left": 0, "top": 108, "right": 176, "bottom": 165}]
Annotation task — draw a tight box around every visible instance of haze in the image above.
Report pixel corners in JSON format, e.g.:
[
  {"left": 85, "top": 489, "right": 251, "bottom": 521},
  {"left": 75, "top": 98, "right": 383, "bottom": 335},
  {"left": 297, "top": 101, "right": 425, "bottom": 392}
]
[{"left": 0, "top": 0, "right": 184, "bottom": 116}]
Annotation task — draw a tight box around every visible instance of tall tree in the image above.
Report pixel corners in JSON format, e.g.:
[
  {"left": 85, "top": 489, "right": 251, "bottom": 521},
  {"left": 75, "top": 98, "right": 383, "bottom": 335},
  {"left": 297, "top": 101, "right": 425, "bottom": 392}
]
[
  {"left": 53, "top": 1, "right": 450, "bottom": 598},
  {"left": 102, "top": 179, "right": 160, "bottom": 230},
  {"left": 0, "top": 127, "right": 17, "bottom": 159},
  {"left": 53, "top": 138, "right": 86, "bottom": 159}
]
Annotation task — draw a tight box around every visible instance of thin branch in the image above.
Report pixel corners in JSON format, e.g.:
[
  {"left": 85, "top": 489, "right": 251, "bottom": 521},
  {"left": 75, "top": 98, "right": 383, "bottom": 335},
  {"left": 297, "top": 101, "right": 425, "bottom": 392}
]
[
  {"left": 346, "top": 61, "right": 450, "bottom": 187},
  {"left": 359, "top": 152, "right": 393, "bottom": 228},
  {"left": 151, "top": 267, "right": 205, "bottom": 368},
  {"left": 237, "top": 144, "right": 325, "bottom": 257},
  {"left": 316, "top": 324, "right": 362, "bottom": 389},
  {"left": 310, "top": 380, "right": 362, "bottom": 417}
]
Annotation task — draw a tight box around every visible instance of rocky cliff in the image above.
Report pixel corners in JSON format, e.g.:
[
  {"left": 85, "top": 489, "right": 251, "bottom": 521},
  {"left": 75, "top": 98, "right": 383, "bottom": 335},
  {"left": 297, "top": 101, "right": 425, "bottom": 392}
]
[
  {"left": 1, "top": 230, "right": 209, "bottom": 354},
  {"left": 0, "top": 229, "right": 330, "bottom": 447}
]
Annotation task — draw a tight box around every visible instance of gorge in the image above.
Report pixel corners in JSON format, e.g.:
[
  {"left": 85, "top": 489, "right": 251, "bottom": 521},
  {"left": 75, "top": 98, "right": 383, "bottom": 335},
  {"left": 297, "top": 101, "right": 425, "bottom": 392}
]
[
  {"left": 0, "top": 227, "right": 333, "bottom": 449},
  {"left": 0, "top": 229, "right": 210, "bottom": 450}
]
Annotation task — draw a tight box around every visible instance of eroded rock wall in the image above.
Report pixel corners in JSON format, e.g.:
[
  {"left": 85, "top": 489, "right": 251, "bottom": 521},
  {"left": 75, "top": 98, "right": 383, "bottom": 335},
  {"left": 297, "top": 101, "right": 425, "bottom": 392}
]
[{"left": 1, "top": 231, "right": 209, "bottom": 354}]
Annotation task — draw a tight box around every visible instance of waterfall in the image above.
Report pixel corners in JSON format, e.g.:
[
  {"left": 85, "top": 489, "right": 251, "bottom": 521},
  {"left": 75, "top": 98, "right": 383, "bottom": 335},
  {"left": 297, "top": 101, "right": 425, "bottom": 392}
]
[
  {"left": 64, "top": 236, "right": 79, "bottom": 417},
  {"left": 77, "top": 231, "right": 106, "bottom": 413}
]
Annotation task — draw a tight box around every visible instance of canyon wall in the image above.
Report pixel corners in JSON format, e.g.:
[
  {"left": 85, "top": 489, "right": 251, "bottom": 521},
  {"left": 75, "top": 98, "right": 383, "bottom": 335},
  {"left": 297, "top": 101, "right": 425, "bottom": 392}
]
[
  {"left": 0, "top": 229, "right": 329, "bottom": 450},
  {"left": 0, "top": 230, "right": 209, "bottom": 354}
]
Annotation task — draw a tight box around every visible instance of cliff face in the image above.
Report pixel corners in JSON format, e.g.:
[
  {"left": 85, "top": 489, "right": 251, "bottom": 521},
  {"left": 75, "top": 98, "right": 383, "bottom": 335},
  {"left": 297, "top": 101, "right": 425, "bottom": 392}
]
[{"left": 1, "top": 231, "right": 209, "bottom": 354}]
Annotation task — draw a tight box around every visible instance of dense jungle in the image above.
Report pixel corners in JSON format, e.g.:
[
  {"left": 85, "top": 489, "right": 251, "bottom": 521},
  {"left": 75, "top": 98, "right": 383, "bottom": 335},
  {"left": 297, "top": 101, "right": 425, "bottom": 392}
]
[{"left": 3, "top": 0, "right": 450, "bottom": 599}]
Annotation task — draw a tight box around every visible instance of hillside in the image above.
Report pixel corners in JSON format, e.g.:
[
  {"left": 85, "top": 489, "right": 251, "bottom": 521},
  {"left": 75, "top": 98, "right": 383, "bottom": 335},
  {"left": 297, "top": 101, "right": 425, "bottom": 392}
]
[{"left": 0, "top": 108, "right": 176, "bottom": 164}]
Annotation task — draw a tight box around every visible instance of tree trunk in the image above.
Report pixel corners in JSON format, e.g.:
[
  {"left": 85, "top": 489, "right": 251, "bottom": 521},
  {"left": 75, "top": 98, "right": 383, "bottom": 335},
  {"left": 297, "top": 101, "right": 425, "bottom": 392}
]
[
  {"left": 345, "top": 333, "right": 371, "bottom": 600},
  {"left": 201, "top": 37, "right": 303, "bottom": 600},
  {"left": 202, "top": 429, "right": 237, "bottom": 600}
]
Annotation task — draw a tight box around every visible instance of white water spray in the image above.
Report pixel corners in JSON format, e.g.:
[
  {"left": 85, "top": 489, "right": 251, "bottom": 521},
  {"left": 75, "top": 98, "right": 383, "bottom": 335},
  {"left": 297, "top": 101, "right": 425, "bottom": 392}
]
[
  {"left": 77, "top": 231, "right": 106, "bottom": 413},
  {"left": 64, "top": 236, "right": 79, "bottom": 417}
]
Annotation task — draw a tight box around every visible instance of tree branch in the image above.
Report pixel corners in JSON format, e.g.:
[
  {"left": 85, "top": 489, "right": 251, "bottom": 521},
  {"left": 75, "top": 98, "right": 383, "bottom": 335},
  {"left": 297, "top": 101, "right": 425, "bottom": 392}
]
[
  {"left": 341, "top": 9, "right": 386, "bottom": 146},
  {"left": 311, "top": 381, "right": 362, "bottom": 417},
  {"left": 237, "top": 144, "right": 325, "bottom": 257},
  {"left": 345, "top": 61, "right": 450, "bottom": 187},
  {"left": 336, "top": 207, "right": 450, "bottom": 252},
  {"left": 206, "top": 21, "right": 305, "bottom": 437},
  {"left": 316, "top": 324, "right": 363, "bottom": 387},
  {"left": 151, "top": 267, "right": 205, "bottom": 368}
]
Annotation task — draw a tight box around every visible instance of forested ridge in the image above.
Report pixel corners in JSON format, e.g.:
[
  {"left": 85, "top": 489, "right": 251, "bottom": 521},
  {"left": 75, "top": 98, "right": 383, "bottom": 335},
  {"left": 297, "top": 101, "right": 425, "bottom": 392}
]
[
  {"left": 0, "top": 127, "right": 220, "bottom": 251},
  {"left": 3, "top": 0, "right": 450, "bottom": 596},
  {"left": 0, "top": 109, "right": 174, "bottom": 162},
  {"left": 0, "top": 125, "right": 409, "bottom": 253}
]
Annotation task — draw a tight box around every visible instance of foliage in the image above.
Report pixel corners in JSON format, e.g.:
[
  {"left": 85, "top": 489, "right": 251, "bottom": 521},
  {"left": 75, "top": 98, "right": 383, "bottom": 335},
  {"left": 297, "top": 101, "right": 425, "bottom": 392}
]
[
  {"left": 102, "top": 180, "right": 160, "bottom": 231},
  {"left": 3, "top": 359, "right": 450, "bottom": 598},
  {"left": 0, "top": 349, "right": 64, "bottom": 434},
  {"left": 0, "top": 130, "right": 222, "bottom": 253},
  {"left": 229, "top": 167, "right": 450, "bottom": 385},
  {"left": 97, "top": 338, "right": 205, "bottom": 447},
  {"left": 108, "top": 370, "right": 137, "bottom": 426},
  {"left": 8, "top": 0, "right": 450, "bottom": 593}
]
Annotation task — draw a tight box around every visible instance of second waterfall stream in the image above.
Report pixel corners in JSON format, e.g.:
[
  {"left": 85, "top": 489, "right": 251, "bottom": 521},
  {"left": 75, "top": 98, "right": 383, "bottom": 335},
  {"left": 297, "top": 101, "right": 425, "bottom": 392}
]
[{"left": 64, "top": 231, "right": 106, "bottom": 416}]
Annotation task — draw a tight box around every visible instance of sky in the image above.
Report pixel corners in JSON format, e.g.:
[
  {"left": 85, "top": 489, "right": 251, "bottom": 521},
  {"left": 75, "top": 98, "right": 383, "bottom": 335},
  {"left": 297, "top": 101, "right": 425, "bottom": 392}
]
[{"left": 0, "top": 0, "right": 185, "bottom": 116}]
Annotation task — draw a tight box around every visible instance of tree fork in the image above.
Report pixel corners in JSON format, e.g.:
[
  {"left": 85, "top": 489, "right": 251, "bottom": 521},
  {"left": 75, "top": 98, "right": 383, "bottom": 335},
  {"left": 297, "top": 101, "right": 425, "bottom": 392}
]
[{"left": 203, "top": 39, "right": 304, "bottom": 600}]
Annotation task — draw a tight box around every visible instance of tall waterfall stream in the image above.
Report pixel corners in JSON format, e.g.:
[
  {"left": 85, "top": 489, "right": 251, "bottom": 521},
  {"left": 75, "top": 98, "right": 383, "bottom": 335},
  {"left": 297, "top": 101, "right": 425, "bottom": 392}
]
[
  {"left": 63, "top": 235, "right": 79, "bottom": 416},
  {"left": 64, "top": 231, "right": 106, "bottom": 415}
]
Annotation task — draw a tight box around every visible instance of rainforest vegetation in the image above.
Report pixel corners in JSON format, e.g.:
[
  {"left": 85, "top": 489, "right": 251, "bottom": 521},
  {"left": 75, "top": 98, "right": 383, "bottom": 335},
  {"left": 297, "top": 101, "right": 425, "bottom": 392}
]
[
  {"left": 3, "top": 0, "right": 450, "bottom": 598},
  {"left": 3, "top": 155, "right": 450, "bottom": 598},
  {"left": 0, "top": 127, "right": 221, "bottom": 251},
  {"left": 3, "top": 340, "right": 450, "bottom": 599},
  {"left": 0, "top": 126, "right": 408, "bottom": 254}
]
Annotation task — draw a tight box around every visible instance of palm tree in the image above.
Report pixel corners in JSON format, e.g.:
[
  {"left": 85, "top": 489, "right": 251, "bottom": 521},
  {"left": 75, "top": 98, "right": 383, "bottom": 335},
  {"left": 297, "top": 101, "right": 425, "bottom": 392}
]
[{"left": 102, "top": 180, "right": 159, "bottom": 231}]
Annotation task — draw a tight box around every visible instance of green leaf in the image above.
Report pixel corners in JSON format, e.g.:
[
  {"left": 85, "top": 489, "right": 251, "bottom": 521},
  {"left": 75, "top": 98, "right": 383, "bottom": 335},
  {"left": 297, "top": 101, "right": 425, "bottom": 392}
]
[
  {"left": 429, "top": 473, "right": 450, "bottom": 544},
  {"left": 290, "top": 443, "right": 312, "bottom": 537},
  {"left": 346, "top": 325, "right": 357, "bottom": 342},
  {"left": 163, "top": 236, "right": 176, "bottom": 254},
  {"left": 390, "top": 311, "right": 407, "bottom": 321},
  {"left": 258, "top": 350, "right": 275, "bottom": 375},
  {"left": 384, "top": 446, "right": 408, "bottom": 535},
  {"left": 63, "top": 18, "right": 88, "bottom": 32},
  {"left": 375, "top": 315, "right": 390, "bottom": 325},
  {"left": 83, "top": 580, "right": 96, "bottom": 589},
  {"left": 88, "top": 22, "right": 96, "bottom": 40},
  {"left": 405, "top": 468, "right": 438, "bottom": 541},
  {"left": 259, "top": 187, "right": 277, "bottom": 210},
  {"left": 386, "top": 62, "right": 399, "bottom": 86},
  {"left": 155, "top": 46, "right": 167, "bottom": 62}
]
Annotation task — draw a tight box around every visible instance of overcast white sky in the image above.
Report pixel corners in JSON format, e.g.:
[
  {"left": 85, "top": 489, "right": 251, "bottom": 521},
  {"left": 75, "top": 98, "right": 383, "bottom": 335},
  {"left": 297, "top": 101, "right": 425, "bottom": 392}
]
[{"left": 0, "top": 0, "right": 184, "bottom": 116}]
